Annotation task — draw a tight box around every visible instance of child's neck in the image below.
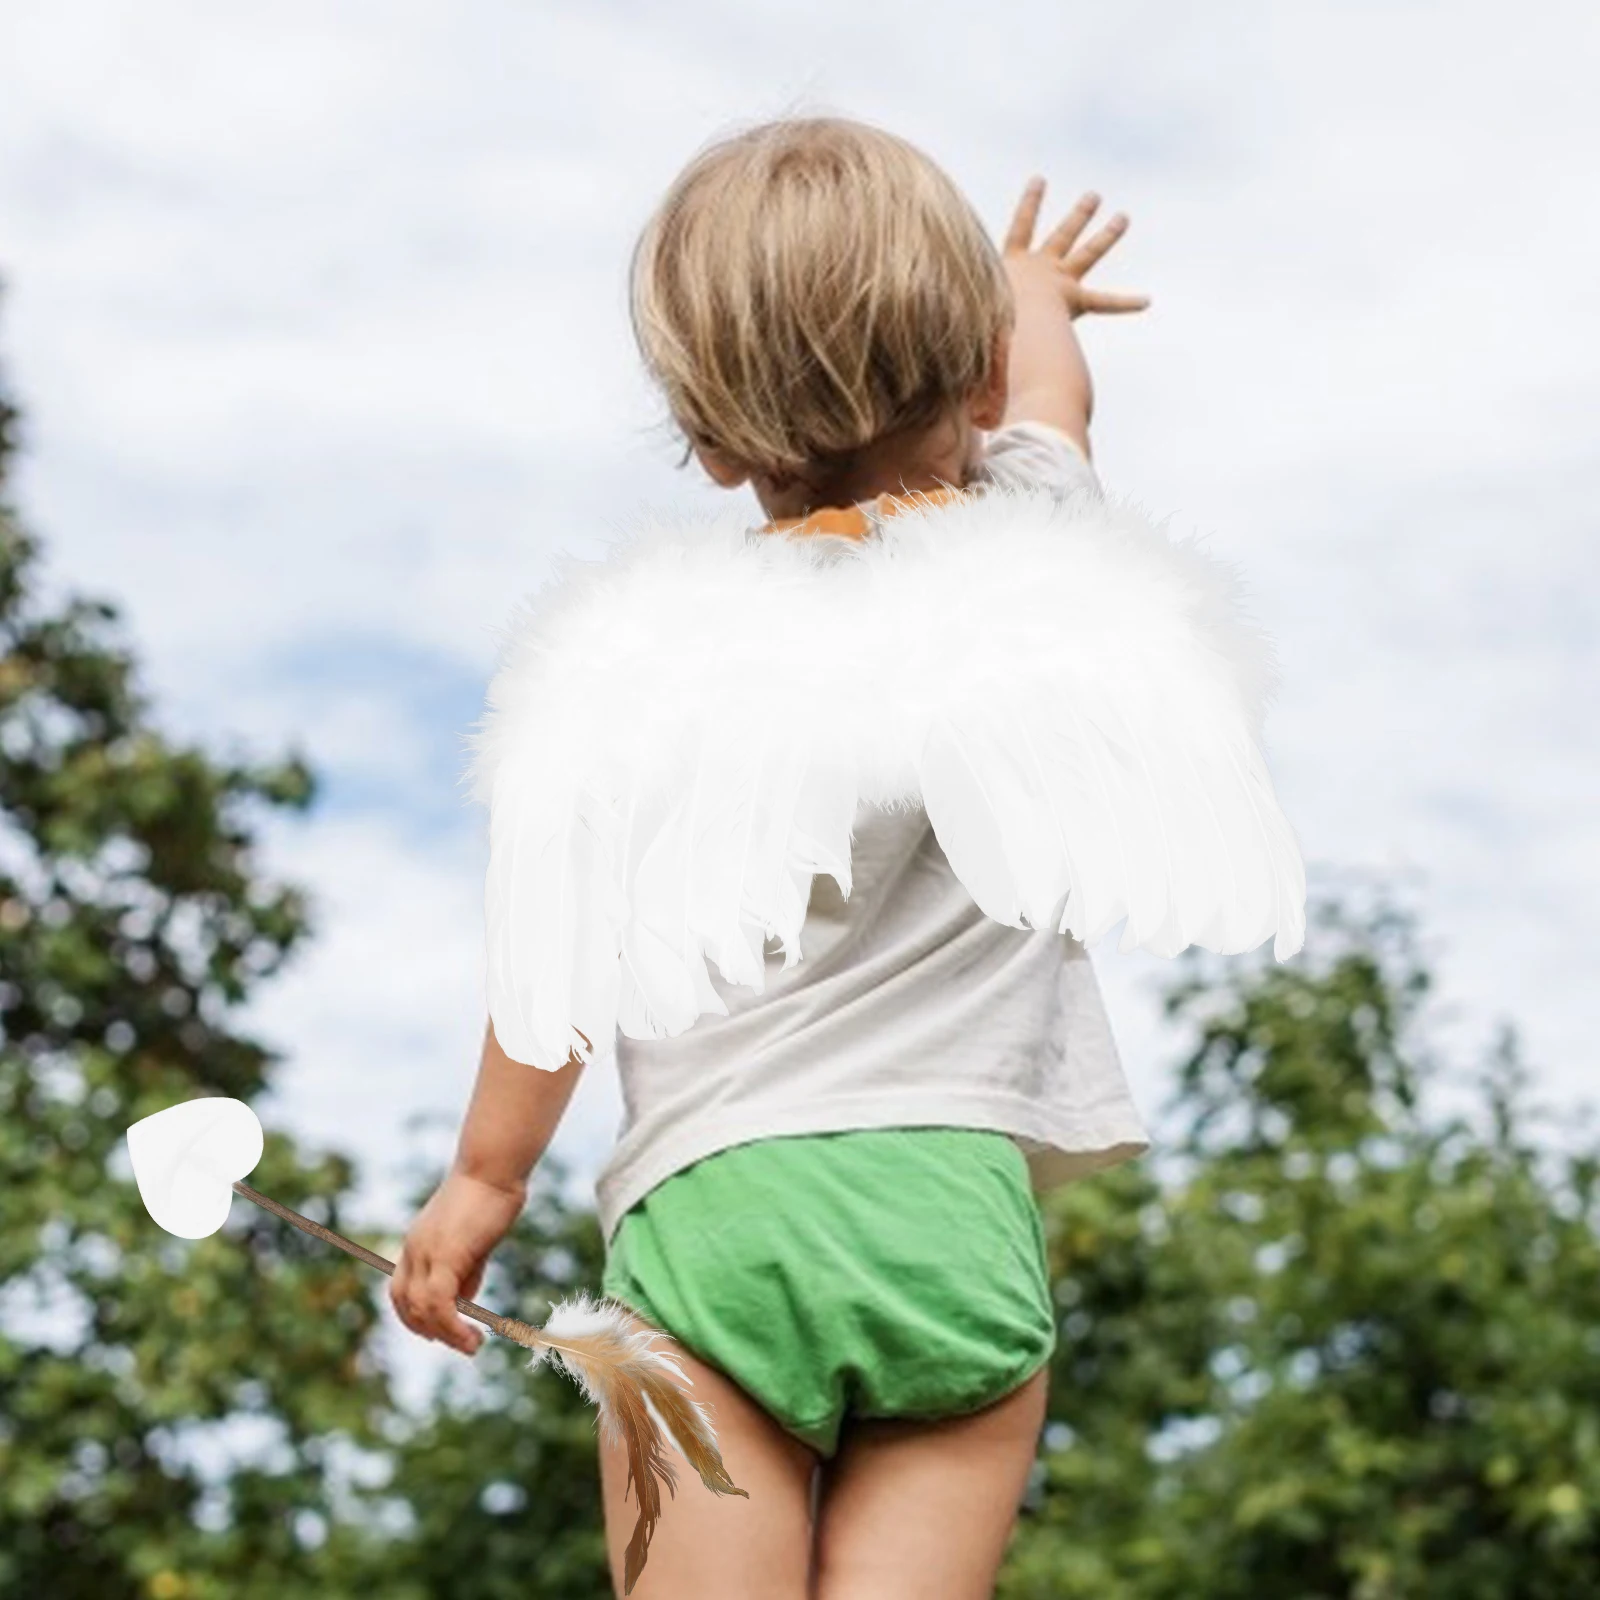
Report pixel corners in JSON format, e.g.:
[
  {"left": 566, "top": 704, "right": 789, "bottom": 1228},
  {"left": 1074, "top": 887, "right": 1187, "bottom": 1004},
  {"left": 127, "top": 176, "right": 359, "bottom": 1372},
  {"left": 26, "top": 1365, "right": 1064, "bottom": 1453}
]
[{"left": 751, "top": 410, "right": 976, "bottom": 522}]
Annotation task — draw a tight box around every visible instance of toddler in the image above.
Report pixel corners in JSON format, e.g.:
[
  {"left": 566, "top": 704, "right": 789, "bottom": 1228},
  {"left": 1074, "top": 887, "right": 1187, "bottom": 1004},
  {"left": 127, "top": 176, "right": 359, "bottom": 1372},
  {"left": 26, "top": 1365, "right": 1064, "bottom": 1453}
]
[{"left": 394, "top": 116, "right": 1299, "bottom": 1600}]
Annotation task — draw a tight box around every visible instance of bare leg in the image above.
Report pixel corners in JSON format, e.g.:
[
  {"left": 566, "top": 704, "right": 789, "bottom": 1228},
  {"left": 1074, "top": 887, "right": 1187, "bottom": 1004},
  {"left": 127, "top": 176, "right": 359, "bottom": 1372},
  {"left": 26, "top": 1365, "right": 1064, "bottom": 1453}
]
[
  {"left": 597, "top": 1337, "right": 819, "bottom": 1599},
  {"left": 811, "top": 1365, "right": 1049, "bottom": 1600}
]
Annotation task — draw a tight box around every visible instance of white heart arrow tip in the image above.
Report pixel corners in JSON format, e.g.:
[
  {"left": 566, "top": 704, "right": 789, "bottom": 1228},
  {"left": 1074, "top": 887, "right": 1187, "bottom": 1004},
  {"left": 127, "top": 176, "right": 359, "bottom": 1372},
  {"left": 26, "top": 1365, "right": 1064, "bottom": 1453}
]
[{"left": 126, "top": 1097, "right": 265, "bottom": 1239}]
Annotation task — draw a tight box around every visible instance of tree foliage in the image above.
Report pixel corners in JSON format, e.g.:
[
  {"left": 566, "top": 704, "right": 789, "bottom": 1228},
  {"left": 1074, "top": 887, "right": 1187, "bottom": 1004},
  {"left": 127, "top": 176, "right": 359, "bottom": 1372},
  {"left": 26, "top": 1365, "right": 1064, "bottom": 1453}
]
[
  {"left": 0, "top": 345, "right": 397, "bottom": 1596},
  {"left": 1003, "top": 897, "right": 1600, "bottom": 1599},
  {"left": 0, "top": 349, "right": 616, "bottom": 1598}
]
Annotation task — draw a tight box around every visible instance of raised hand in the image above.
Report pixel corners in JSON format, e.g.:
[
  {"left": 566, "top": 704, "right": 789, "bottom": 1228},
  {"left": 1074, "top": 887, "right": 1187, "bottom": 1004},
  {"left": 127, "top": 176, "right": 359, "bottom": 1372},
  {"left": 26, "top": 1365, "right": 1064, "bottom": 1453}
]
[{"left": 1002, "top": 178, "right": 1151, "bottom": 320}]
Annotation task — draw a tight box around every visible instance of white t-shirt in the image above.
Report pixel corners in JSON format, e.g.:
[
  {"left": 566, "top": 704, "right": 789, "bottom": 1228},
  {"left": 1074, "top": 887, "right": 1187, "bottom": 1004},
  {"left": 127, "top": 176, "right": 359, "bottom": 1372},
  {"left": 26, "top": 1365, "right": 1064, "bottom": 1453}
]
[{"left": 592, "top": 422, "right": 1151, "bottom": 1245}]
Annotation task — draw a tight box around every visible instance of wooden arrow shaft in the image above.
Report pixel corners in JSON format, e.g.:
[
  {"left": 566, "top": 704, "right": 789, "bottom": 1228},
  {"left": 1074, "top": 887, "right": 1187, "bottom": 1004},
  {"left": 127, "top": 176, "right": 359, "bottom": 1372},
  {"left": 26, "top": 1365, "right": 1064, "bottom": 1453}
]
[
  {"left": 231, "top": 1179, "right": 522, "bottom": 1340},
  {"left": 227, "top": 1176, "right": 741, "bottom": 1593}
]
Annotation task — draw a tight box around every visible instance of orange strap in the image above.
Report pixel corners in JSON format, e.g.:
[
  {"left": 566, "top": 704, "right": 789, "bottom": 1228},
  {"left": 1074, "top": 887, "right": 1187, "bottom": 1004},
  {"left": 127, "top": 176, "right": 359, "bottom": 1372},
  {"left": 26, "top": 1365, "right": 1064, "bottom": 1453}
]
[{"left": 762, "top": 484, "right": 968, "bottom": 539}]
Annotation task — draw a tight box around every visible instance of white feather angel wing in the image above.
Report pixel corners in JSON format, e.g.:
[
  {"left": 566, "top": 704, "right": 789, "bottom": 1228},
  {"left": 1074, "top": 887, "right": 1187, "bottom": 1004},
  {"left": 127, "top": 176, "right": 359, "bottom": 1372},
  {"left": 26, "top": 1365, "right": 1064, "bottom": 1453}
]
[
  {"left": 470, "top": 490, "right": 1306, "bottom": 1071},
  {"left": 920, "top": 677, "right": 1305, "bottom": 958},
  {"left": 908, "top": 491, "right": 1305, "bottom": 961},
  {"left": 470, "top": 518, "right": 862, "bottom": 1070}
]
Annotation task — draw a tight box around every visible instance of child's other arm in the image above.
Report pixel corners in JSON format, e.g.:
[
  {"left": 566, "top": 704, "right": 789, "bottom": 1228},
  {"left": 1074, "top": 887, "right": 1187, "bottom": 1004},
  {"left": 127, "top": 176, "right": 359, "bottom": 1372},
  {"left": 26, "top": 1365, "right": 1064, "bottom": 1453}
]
[
  {"left": 999, "top": 179, "right": 1151, "bottom": 460},
  {"left": 391, "top": 1022, "right": 585, "bottom": 1354},
  {"left": 455, "top": 1020, "right": 586, "bottom": 1192}
]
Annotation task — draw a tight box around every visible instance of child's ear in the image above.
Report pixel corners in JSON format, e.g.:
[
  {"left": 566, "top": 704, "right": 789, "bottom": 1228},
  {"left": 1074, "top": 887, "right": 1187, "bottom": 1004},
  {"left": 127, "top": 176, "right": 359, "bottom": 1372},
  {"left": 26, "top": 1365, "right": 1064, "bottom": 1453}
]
[
  {"left": 970, "top": 332, "right": 1011, "bottom": 431},
  {"left": 692, "top": 442, "right": 750, "bottom": 489}
]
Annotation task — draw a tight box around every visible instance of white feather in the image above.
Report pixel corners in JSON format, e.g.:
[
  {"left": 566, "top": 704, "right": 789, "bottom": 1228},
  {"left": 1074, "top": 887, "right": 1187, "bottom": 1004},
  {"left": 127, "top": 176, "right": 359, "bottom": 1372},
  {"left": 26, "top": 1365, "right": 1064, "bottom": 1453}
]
[{"left": 469, "top": 486, "right": 1307, "bottom": 1070}]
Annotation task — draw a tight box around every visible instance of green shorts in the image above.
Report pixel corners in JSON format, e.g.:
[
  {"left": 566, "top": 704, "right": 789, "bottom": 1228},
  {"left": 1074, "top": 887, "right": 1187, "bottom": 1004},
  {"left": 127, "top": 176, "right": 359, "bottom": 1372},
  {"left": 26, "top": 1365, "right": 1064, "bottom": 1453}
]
[{"left": 599, "top": 1126, "right": 1056, "bottom": 1458}]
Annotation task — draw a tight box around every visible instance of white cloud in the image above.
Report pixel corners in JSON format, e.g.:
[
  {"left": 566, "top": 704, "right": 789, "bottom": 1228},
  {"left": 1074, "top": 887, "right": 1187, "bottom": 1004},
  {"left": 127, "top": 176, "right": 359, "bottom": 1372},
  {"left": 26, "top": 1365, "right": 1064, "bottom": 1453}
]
[{"left": 2, "top": 0, "right": 1595, "bottom": 1255}]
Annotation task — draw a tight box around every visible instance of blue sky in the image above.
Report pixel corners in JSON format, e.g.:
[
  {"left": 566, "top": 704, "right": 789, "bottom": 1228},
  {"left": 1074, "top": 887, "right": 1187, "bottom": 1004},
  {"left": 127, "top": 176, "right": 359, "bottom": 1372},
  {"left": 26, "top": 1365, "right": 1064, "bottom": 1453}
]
[{"left": 4, "top": 0, "right": 1596, "bottom": 1400}]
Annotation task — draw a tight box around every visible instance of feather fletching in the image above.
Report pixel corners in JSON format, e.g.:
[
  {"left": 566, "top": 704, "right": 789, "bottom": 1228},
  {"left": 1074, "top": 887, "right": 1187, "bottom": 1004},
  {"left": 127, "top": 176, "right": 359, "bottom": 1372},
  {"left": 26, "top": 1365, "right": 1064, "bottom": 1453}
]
[{"left": 506, "top": 1292, "right": 746, "bottom": 1594}]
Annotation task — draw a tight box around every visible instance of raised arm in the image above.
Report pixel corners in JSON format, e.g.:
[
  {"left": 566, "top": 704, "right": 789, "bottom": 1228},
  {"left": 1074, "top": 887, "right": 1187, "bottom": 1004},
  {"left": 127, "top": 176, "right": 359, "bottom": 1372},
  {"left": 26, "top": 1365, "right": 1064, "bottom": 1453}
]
[{"left": 999, "top": 179, "right": 1151, "bottom": 458}]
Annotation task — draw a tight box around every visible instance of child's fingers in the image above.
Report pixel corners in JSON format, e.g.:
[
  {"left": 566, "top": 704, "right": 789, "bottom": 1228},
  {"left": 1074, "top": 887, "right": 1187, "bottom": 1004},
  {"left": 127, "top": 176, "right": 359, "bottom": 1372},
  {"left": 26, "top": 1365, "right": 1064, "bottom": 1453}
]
[
  {"left": 390, "top": 1259, "right": 431, "bottom": 1339},
  {"left": 1073, "top": 286, "right": 1153, "bottom": 314},
  {"left": 389, "top": 1242, "right": 426, "bottom": 1329},
  {"left": 1062, "top": 212, "right": 1132, "bottom": 277},
  {"left": 392, "top": 1248, "right": 482, "bottom": 1354},
  {"left": 1042, "top": 190, "right": 1103, "bottom": 257},
  {"left": 1003, "top": 177, "right": 1046, "bottom": 254},
  {"left": 418, "top": 1260, "right": 484, "bottom": 1354}
]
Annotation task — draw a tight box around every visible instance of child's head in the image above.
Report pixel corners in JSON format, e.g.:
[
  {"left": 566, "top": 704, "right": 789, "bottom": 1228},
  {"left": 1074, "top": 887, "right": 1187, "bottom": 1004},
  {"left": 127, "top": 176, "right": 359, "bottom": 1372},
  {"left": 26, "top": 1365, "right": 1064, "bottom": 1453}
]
[{"left": 631, "top": 117, "right": 1012, "bottom": 505}]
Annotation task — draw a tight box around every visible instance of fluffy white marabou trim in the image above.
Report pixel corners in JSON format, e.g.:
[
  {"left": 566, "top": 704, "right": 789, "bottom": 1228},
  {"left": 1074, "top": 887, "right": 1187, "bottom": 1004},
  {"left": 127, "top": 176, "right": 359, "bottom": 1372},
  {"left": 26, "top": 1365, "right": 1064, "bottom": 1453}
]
[{"left": 470, "top": 486, "right": 1306, "bottom": 1069}]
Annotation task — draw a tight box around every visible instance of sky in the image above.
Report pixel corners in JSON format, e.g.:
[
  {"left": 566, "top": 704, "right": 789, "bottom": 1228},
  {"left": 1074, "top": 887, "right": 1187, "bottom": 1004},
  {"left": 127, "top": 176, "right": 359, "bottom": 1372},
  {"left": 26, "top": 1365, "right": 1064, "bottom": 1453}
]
[{"left": 2, "top": 1, "right": 1596, "bottom": 1404}]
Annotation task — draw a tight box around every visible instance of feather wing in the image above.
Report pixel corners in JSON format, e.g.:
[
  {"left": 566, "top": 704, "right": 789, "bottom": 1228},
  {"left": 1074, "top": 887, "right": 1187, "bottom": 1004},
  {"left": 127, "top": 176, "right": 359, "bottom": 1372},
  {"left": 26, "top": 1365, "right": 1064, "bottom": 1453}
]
[
  {"left": 913, "top": 498, "right": 1306, "bottom": 962},
  {"left": 473, "top": 488, "right": 1306, "bottom": 1072},
  {"left": 474, "top": 520, "right": 861, "bottom": 1069}
]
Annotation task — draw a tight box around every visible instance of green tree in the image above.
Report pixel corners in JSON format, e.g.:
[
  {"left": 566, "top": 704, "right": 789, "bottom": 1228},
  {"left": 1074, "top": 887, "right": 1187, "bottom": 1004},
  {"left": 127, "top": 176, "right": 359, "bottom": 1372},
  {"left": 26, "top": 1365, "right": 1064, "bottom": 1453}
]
[
  {"left": 1002, "top": 892, "right": 1600, "bottom": 1599},
  {"left": 0, "top": 336, "right": 617, "bottom": 1599},
  {"left": 0, "top": 348, "right": 396, "bottom": 1597}
]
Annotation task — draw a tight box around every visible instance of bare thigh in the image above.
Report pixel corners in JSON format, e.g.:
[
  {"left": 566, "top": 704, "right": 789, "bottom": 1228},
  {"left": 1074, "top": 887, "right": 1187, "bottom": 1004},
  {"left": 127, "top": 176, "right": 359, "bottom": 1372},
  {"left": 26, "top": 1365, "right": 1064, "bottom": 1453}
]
[
  {"left": 811, "top": 1365, "right": 1050, "bottom": 1600},
  {"left": 597, "top": 1338, "right": 819, "bottom": 1600}
]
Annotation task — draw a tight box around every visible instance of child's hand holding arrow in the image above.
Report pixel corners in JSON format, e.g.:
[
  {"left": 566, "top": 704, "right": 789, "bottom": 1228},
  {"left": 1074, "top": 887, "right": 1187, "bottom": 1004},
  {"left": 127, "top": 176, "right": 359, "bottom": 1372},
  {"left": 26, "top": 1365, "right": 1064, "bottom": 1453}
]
[
  {"left": 389, "top": 1169, "right": 526, "bottom": 1356},
  {"left": 125, "top": 1094, "right": 746, "bottom": 1594}
]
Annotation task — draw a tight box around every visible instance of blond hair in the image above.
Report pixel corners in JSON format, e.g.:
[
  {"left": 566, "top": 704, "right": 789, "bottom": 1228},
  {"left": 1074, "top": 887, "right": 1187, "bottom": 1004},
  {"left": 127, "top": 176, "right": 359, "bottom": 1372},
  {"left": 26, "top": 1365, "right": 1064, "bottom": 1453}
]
[{"left": 630, "top": 117, "right": 1012, "bottom": 486}]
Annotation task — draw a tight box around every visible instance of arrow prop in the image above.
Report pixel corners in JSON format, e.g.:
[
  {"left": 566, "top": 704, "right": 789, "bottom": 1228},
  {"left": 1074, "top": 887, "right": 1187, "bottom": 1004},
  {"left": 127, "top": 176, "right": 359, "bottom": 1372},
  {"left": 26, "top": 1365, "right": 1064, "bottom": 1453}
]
[{"left": 126, "top": 1095, "right": 745, "bottom": 1593}]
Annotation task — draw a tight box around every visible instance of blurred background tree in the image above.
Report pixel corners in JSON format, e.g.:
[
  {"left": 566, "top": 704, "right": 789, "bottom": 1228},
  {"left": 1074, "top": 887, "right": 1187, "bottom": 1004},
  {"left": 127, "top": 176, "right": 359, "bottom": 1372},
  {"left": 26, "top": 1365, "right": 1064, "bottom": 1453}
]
[
  {"left": 4, "top": 327, "right": 1598, "bottom": 1599},
  {"left": 0, "top": 334, "right": 394, "bottom": 1595},
  {"left": 0, "top": 338, "right": 615, "bottom": 1599},
  {"left": 1002, "top": 895, "right": 1600, "bottom": 1599}
]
